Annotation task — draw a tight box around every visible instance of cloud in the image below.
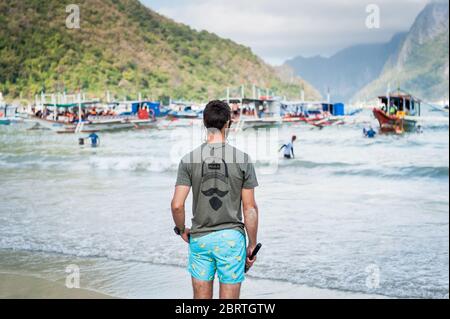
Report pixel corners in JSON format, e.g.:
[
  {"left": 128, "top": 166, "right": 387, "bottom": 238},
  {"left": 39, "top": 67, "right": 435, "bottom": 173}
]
[{"left": 143, "top": 0, "right": 429, "bottom": 65}]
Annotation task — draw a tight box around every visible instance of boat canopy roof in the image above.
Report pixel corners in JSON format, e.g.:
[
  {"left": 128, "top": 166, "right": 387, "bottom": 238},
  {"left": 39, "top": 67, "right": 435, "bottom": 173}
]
[
  {"left": 378, "top": 91, "right": 421, "bottom": 103},
  {"left": 378, "top": 89, "right": 421, "bottom": 116},
  {"left": 43, "top": 101, "right": 99, "bottom": 108},
  {"left": 225, "top": 98, "right": 275, "bottom": 104}
]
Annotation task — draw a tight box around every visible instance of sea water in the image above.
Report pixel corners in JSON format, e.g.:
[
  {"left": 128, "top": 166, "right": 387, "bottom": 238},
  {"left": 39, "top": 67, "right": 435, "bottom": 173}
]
[{"left": 0, "top": 111, "right": 448, "bottom": 298}]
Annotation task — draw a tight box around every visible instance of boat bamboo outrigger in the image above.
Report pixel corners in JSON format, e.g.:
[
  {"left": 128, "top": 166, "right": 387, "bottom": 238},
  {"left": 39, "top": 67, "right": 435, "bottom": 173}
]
[
  {"left": 281, "top": 101, "right": 346, "bottom": 128},
  {"left": 373, "top": 89, "right": 421, "bottom": 134},
  {"left": 30, "top": 93, "right": 157, "bottom": 133}
]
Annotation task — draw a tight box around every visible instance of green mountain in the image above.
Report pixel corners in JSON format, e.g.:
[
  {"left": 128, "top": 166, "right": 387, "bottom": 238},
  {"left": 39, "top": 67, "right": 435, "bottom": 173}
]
[
  {"left": 0, "top": 0, "right": 320, "bottom": 102},
  {"left": 354, "top": 1, "right": 449, "bottom": 102}
]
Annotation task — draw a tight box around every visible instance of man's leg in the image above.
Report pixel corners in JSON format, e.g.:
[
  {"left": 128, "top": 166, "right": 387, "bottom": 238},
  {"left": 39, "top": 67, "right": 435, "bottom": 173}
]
[
  {"left": 215, "top": 230, "right": 246, "bottom": 299},
  {"left": 219, "top": 283, "right": 241, "bottom": 299},
  {"left": 192, "top": 277, "right": 214, "bottom": 299}
]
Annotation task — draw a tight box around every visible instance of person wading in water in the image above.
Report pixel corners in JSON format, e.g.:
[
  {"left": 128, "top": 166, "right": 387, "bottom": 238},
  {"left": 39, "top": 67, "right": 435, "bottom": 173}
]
[{"left": 279, "top": 135, "right": 297, "bottom": 159}]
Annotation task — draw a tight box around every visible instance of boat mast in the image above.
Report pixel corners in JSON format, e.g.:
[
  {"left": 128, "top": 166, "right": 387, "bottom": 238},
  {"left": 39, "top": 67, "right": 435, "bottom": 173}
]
[
  {"left": 75, "top": 92, "right": 83, "bottom": 134},
  {"left": 138, "top": 92, "right": 142, "bottom": 111},
  {"left": 387, "top": 83, "right": 391, "bottom": 114},
  {"left": 52, "top": 94, "right": 57, "bottom": 121},
  {"left": 327, "top": 87, "right": 331, "bottom": 113},
  {"left": 40, "top": 92, "right": 45, "bottom": 113}
]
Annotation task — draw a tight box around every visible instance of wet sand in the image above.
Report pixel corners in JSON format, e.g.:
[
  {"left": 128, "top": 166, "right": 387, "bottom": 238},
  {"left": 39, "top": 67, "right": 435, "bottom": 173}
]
[
  {"left": 0, "top": 250, "right": 388, "bottom": 299},
  {"left": 0, "top": 273, "right": 113, "bottom": 299}
]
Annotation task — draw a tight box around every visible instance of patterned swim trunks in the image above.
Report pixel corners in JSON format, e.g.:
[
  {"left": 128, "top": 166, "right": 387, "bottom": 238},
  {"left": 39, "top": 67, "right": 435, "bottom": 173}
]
[{"left": 188, "top": 229, "right": 246, "bottom": 284}]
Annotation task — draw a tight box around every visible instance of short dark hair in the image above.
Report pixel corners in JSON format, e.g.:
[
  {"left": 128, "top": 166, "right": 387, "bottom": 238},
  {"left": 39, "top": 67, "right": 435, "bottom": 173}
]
[{"left": 203, "top": 100, "right": 231, "bottom": 130}]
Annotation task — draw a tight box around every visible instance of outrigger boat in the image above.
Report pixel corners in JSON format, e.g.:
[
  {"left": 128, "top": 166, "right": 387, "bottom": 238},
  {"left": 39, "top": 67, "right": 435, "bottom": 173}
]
[
  {"left": 0, "top": 93, "right": 22, "bottom": 125},
  {"left": 227, "top": 98, "right": 282, "bottom": 131},
  {"left": 373, "top": 90, "right": 421, "bottom": 134},
  {"left": 281, "top": 101, "right": 345, "bottom": 128},
  {"left": 30, "top": 93, "right": 157, "bottom": 134},
  {"left": 168, "top": 106, "right": 202, "bottom": 119},
  {"left": 0, "top": 104, "right": 22, "bottom": 125},
  {"left": 159, "top": 102, "right": 203, "bottom": 128}
]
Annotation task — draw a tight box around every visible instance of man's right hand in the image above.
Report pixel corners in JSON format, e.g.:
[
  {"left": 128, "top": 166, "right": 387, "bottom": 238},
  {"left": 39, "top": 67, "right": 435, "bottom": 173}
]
[{"left": 181, "top": 228, "right": 191, "bottom": 244}]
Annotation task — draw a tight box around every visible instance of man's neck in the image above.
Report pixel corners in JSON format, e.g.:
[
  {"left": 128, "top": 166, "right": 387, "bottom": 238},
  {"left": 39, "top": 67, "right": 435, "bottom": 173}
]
[{"left": 207, "top": 132, "right": 226, "bottom": 144}]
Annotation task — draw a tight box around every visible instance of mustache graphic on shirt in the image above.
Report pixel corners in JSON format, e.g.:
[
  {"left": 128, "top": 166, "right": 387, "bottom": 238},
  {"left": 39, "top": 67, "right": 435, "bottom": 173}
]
[{"left": 201, "top": 188, "right": 229, "bottom": 198}]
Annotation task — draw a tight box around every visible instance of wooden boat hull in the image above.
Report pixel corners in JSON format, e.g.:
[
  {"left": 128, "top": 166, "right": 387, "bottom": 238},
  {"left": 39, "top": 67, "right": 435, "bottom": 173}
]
[
  {"left": 373, "top": 108, "right": 417, "bottom": 134},
  {"left": 282, "top": 116, "right": 343, "bottom": 128},
  {"left": 30, "top": 116, "right": 156, "bottom": 133},
  {"left": 232, "top": 118, "right": 282, "bottom": 131}
]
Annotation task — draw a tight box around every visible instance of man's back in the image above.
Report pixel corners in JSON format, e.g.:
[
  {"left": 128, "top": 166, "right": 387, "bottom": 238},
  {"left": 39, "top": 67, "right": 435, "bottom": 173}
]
[{"left": 176, "top": 143, "right": 258, "bottom": 238}]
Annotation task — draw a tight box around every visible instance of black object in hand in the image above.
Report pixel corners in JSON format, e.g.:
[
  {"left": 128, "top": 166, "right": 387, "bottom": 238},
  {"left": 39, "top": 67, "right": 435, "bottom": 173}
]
[{"left": 245, "top": 243, "right": 262, "bottom": 273}]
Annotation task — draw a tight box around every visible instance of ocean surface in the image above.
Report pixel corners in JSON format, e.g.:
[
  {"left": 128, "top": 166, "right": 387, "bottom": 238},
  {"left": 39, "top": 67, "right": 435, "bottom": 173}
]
[{"left": 0, "top": 111, "right": 449, "bottom": 298}]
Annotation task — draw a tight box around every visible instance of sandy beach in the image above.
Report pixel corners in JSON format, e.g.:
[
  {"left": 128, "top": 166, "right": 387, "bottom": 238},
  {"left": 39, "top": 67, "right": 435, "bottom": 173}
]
[
  {"left": 0, "top": 249, "right": 388, "bottom": 299},
  {"left": 0, "top": 273, "right": 113, "bottom": 299}
]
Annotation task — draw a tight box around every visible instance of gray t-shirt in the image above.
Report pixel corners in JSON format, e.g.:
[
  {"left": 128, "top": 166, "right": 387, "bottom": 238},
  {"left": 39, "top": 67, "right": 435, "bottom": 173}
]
[{"left": 176, "top": 143, "right": 258, "bottom": 238}]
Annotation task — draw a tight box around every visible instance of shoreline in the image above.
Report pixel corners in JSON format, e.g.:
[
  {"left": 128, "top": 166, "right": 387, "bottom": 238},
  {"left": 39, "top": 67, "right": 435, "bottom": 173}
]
[{"left": 0, "top": 249, "right": 389, "bottom": 299}]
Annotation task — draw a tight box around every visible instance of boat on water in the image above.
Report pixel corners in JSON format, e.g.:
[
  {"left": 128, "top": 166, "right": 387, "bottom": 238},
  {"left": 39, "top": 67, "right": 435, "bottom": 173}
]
[
  {"left": 159, "top": 103, "right": 203, "bottom": 128},
  {"left": 168, "top": 105, "right": 202, "bottom": 119},
  {"left": 373, "top": 91, "right": 421, "bottom": 134},
  {"left": 227, "top": 98, "right": 282, "bottom": 131},
  {"left": 30, "top": 94, "right": 158, "bottom": 133},
  {"left": 281, "top": 101, "right": 345, "bottom": 128},
  {"left": 427, "top": 102, "right": 449, "bottom": 116},
  {"left": 0, "top": 103, "right": 22, "bottom": 125}
]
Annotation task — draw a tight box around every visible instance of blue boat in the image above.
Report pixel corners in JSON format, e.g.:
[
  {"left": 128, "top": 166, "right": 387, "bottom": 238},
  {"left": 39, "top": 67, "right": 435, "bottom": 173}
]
[
  {"left": 0, "top": 118, "right": 11, "bottom": 125},
  {"left": 168, "top": 106, "right": 202, "bottom": 119}
]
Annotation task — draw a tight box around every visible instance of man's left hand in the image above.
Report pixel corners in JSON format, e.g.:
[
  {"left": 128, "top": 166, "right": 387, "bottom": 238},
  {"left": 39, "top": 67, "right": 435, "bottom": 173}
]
[
  {"left": 246, "top": 245, "right": 257, "bottom": 270},
  {"left": 181, "top": 228, "right": 191, "bottom": 244}
]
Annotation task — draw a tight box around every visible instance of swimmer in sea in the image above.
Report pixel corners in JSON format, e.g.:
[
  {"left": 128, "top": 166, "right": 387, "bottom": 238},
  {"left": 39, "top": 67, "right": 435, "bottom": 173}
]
[
  {"left": 279, "top": 135, "right": 297, "bottom": 159},
  {"left": 363, "top": 127, "right": 376, "bottom": 138},
  {"left": 84, "top": 133, "right": 100, "bottom": 147}
]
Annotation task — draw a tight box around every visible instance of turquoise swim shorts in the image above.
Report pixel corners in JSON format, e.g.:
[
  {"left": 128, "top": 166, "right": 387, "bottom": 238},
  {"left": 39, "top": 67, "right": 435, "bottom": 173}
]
[{"left": 188, "top": 229, "right": 246, "bottom": 284}]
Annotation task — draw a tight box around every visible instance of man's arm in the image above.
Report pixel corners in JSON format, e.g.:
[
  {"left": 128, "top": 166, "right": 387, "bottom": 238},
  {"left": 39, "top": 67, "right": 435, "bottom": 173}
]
[
  {"left": 291, "top": 146, "right": 294, "bottom": 158},
  {"left": 242, "top": 188, "right": 259, "bottom": 270},
  {"left": 279, "top": 144, "right": 287, "bottom": 152},
  {"left": 171, "top": 185, "right": 191, "bottom": 243}
]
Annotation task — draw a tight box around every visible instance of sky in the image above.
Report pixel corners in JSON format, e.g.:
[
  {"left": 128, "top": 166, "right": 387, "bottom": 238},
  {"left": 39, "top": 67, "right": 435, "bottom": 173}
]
[{"left": 141, "top": 0, "right": 430, "bottom": 65}]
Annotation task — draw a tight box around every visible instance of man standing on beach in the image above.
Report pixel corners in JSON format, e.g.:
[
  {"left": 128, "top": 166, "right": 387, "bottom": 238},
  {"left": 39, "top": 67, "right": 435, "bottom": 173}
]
[{"left": 171, "top": 100, "right": 259, "bottom": 299}]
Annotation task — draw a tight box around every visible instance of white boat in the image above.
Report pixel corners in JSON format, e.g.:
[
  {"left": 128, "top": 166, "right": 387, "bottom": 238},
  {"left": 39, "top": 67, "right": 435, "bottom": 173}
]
[
  {"left": 30, "top": 115, "right": 156, "bottom": 133},
  {"left": 0, "top": 103, "right": 22, "bottom": 125},
  {"left": 227, "top": 98, "right": 282, "bottom": 131},
  {"left": 29, "top": 93, "right": 157, "bottom": 133}
]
